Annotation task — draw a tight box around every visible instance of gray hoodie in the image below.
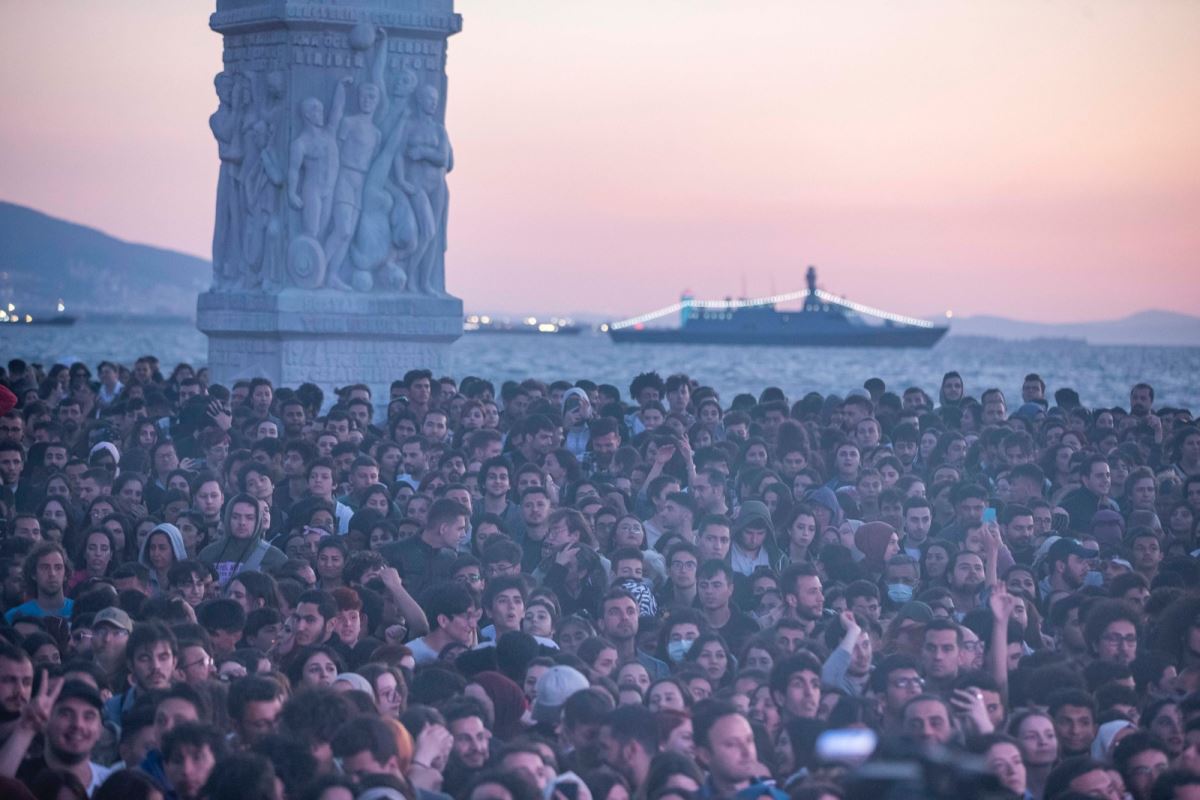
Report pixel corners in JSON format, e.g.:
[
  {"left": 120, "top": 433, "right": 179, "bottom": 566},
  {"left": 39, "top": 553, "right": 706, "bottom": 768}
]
[
  {"left": 138, "top": 523, "right": 188, "bottom": 595},
  {"left": 197, "top": 493, "right": 287, "bottom": 586}
]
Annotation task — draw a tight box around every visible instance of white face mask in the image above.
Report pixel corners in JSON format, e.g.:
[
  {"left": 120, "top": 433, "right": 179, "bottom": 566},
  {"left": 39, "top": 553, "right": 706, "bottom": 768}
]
[{"left": 668, "top": 638, "right": 696, "bottom": 663}]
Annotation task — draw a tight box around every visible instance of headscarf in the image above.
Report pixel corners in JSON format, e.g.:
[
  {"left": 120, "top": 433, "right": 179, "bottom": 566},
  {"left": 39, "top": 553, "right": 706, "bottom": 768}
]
[
  {"left": 334, "top": 672, "right": 374, "bottom": 696},
  {"left": 89, "top": 441, "right": 121, "bottom": 476},
  {"left": 472, "top": 670, "right": 530, "bottom": 740},
  {"left": 1090, "top": 719, "right": 1134, "bottom": 762},
  {"left": 855, "top": 521, "right": 897, "bottom": 573}
]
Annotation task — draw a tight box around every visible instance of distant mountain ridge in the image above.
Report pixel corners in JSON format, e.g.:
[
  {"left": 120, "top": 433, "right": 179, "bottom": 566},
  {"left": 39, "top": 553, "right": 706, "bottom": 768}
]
[
  {"left": 942, "top": 309, "right": 1200, "bottom": 347},
  {"left": 1, "top": 200, "right": 1197, "bottom": 344},
  {"left": 0, "top": 201, "right": 208, "bottom": 317}
]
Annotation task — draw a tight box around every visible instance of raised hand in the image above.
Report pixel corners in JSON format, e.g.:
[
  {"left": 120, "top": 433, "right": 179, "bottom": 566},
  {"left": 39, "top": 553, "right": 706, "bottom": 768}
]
[
  {"left": 20, "top": 670, "right": 63, "bottom": 734},
  {"left": 555, "top": 543, "right": 580, "bottom": 568},
  {"left": 206, "top": 399, "right": 232, "bottom": 431},
  {"left": 949, "top": 687, "right": 994, "bottom": 735},
  {"left": 414, "top": 722, "right": 453, "bottom": 770},
  {"left": 989, "top": 584, "right": 1016, "bottom": 622},
  {"left": 982, "top": 522, "right": 1002, "bottom": 555}
]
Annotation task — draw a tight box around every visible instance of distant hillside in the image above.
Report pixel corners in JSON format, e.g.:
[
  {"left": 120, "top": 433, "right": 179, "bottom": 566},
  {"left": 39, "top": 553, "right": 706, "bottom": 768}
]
[
  {"left": 945, "top": 310, "right": 1200, "bottom": 347},
  {"left": 0, "top": 201, "right": 209, "bottom": 317}
]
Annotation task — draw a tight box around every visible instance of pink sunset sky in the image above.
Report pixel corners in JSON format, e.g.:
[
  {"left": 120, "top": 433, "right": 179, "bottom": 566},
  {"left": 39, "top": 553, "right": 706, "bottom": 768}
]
[{"left": 2, "top": 1, "right": 1198, "bottom": 321}]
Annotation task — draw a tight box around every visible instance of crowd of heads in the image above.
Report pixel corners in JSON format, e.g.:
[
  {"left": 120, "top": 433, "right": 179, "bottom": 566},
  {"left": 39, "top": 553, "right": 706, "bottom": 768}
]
[{"left": 0, "top": 356, "right": 1199, "bottom": 800}]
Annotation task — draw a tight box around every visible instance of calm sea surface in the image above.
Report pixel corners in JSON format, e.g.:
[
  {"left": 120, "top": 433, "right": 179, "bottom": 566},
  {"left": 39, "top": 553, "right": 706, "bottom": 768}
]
[{"left": 3, "top": 321, "right": 1198, "bottom": 409}]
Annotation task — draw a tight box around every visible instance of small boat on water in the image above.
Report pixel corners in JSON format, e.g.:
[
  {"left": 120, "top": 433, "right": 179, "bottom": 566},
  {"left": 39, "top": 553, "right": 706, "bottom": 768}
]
[
  {"left": 606, "top": 266, "right": 948, "bottom": 348},
  {"left": 0, "top": 300, "right": 77, "bottom": 326},
  {"left": 464, "top": 315, "right": 582, "bottom": 335}
]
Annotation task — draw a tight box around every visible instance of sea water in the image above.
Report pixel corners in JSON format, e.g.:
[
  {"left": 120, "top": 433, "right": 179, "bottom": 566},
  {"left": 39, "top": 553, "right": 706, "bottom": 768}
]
[{"left": 3, "top": 321, "right": 1198, "bottom": 409}]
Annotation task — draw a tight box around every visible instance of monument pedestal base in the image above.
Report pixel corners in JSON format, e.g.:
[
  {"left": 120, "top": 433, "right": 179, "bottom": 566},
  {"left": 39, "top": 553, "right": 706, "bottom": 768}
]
[{"left": 197, "top": 290, "right": 462, "bottom": 407}]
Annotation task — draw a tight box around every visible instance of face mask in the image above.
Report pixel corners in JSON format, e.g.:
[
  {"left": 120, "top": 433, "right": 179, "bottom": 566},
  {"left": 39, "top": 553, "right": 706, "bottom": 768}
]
[
  {"left": 668, "top": 639, "right": 695, "bottom": 663},
  {"left": 1084, "top": 570, "right": 1104, "bottom": 587},
  {"left": 887, "top": 583, "right": 914, "bottom": 604}
]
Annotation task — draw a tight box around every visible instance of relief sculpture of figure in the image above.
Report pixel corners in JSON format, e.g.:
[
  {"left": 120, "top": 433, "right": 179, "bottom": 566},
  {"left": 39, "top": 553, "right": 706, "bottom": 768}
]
[
  {"left": 240, "top": 119, "right": 285, "bottom": 291},
  {"left": 286, "top": 83, "right": 344, "bottom": 288},
  {"left": 210, "top": 72, "right": 245, "bottom": 290},
  {"left": 323, "top": 28, "right": 389, "bottom": 291},
  {"left": 403, "top": 84, "right": 454, "bottom": 295},
  {"left": 351, "top": 68, "right": 420, "bottom": 291}
]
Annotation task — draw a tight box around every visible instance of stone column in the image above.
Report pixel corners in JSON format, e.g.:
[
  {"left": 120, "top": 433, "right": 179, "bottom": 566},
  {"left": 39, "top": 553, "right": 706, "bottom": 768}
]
[{"left": 197, "top": 0, "right": 463, "bottom": 406}]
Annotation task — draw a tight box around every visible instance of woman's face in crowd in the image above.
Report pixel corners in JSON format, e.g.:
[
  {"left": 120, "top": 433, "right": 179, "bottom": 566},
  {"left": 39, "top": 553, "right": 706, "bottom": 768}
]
[
  {"left": 1005, "top": 570, "right": 1036, "bottom": 598},
  {"left": 303, "top": 653, "right": 338, "bottom": 687},
  {"left": 90, "top": 501, "right": 115, "bottom": 523},
  {"left": 618, "top": 663, "right": 651, "bottom": 692},
  {"left": 558, "top": 622, "right": 590, "bottom": 654},
  {"left": 924, "top": 545, "right": 950, "bottom": 578},
  {"left": 611, "top": 517, "right": 643, "bottom": 549},
  {"left": 1017, "top": 715, "right": 1058, "bottom": 766},
  {"left": 750, "top": 685, "right": 780, "bottom": 729},
  {"left": 523, "top": 604, "right": 554, "bottom": 637},
  {"left": 1170, "top": 506, "right": 1195, "bottom": 536},
  {"left": 592, "top": 647, "right": 618, "bottom": 677},
  {"left": 696, "top": 641, "right": 729, "bottom": 680},
  {"left": 647, "top": 681, "right": 686, "bottom": 712},
  {"left": 744, "top": 647, "right": 773, "bottom": 673},
  {"left": 686, "top": 676, "right": 712, "bottom": 702},
  {"left": 147, "top": 533, "right": 174, "bottom": 569},
  {"left": 365, "top": 491, "right": 390, "bottom": 515},
  {"left": 85, "top": 532, "right": 112, "bottom": 574},
  {"left": 663, "top": 719, "right": 695, "bottom": 758},
  {"left": 369, "top": 526, "right": 394, "bottom": 550},
  {"left": 1149, "top": 704, "right": 1184, "bottom": 755},
  {"left": 41, "top": 501, "right": 68, "bottom": 531},
  {"left": 745, "top": 444, "right": 769, "bottom": 469},
  {"left": 986, "top": 742, "right": 1027, "bottom": 796}
]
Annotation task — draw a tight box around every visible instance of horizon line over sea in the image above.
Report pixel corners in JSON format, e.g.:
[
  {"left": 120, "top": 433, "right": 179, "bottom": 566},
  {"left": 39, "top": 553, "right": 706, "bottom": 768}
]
[{"left": 4, "top": 320, "right": 1198, "bottom": 410}]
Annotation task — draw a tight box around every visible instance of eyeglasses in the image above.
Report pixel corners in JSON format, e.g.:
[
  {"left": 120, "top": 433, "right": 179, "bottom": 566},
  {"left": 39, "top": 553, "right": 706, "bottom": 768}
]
[
  {"left": 671, "top": 560, "right": 698, "bottom": 570},
  {"left": 456, "top": 574, "right": 483, "bottom": 584},
  {"left": 94, "top": 627, "right": 130, "bottom": 640},
  {"left": 1101, "top": 633, "right": 1138, "bottom": 646},
  {"left": 70, "top": 631, "right": 94, "bottom": 643},
  {"left": 180, "top": 656, "right": 213, "bottom": 671},
  {"left": 962, "top": 641, "right": 985, "bottom": 653},
  {"left": 890, "top": 677, "right": 925, "bottom": 690}
]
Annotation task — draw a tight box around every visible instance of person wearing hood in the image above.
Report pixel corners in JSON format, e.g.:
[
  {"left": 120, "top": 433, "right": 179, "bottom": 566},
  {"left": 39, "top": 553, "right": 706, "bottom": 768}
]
[
  {"left": 138, "top": 522, "right": 188, "bottom": 596},
  {"left": 198, "top": 492, "right": 287, "bottom": 587},
  {"left": 560, "top": 388, "right": 592, "bottom": 460},
  {"left": 804, "top": 486, "right": 844, "bottom": 533},
  {"left": 854, "top": 521, "right": 901, "bottom": 581},
  {"left": 730, "top": 501, "right": 783, "bottom": 581},
  {"left": 1091, "top": 719, "right": 1135, "bottom": 763}
]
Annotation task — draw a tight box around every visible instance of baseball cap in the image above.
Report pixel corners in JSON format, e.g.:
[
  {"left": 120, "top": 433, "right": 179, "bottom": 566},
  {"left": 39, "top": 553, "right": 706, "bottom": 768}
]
[
  {"left": 532, "top": 665, "right": 589, "bottom": 723},
  {"left": 57, "top": 680, "right": 103, "bottom": 713},
  {"left": 93, "top": 606, "right": 133, "bottom": 633},
  {"left": 1047, "top": 536, "right": 1097, "bottom": 564},
  {"left": 892, "top": 601, "right": 935, "bottom": 627}
]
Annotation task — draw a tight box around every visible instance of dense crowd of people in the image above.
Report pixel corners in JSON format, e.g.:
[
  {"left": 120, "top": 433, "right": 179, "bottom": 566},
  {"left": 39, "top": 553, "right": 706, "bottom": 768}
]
[{"left": 0, "top": 355, "right": 1199, "bottom": 800}]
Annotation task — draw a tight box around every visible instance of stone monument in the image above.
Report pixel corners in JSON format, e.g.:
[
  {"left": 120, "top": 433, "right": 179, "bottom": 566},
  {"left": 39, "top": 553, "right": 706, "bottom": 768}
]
[{"left": 197, "top": 0, "right": 463, "bottom": 405}]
